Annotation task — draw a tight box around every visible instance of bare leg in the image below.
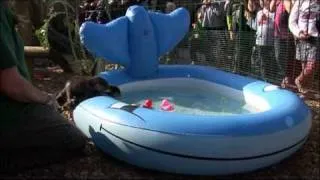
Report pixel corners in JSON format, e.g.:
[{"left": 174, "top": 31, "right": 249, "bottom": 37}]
[
  {"left": 295, "top": 61, "right": 306, "bottom": 93},
  {"left": 295, "top": 60, "right": 317, "bottom": 94},
  {"left": 281, "top": 76, "right": 290, "bottom": 88}
]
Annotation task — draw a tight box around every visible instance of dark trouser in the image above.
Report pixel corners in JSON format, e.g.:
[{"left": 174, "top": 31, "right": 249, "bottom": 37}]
[
  {"left": 274, "top": 37, "right": 296, "bottom": 80},
  {"left": 190, "top": 36, "right": 206, "bottom": 64},
  {"left": 202, "top": 30, "right": 216, "bottom": 66},
  {"left": 213, "top": 30, "right": 228, "bottom": 68},
  {"left": 0, "top": 103, "right": 87, "bottom": 174},
  {"left": 200, "top": 28, "right": 227, "bottom": 66},
  {"left": 189, "top": 27, "right": 228, "bottom": 67},
  {"left": 255, "top": 45, "right": 275, "bottom": 81},
  {"left": 234, "top": 31, "right": 256, "bottom": 74}
]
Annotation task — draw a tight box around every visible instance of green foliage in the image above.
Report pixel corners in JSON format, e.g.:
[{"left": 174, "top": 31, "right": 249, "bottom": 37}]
[
  {"left": 35, "top": 18, "right": 50, "bottom": 48},
  {"left": 35, "top": 0, "right": 124, "bottom": 75},
  {"left": 36, "top": 0, "right": 92, "bottom": 75}
]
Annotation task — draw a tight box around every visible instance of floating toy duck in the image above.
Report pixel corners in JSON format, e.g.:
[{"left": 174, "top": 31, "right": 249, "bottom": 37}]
[
  {"left": 142, "top": 99, "right": 153, "bottom": 109},
  {"left": 160, "top": 98, "right": 175, "bottom": 111}
]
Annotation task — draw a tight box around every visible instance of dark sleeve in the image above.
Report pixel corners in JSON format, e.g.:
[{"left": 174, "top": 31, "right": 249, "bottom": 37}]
[{"left": 0, "top": 6, "right": 17, "bottom": 70}]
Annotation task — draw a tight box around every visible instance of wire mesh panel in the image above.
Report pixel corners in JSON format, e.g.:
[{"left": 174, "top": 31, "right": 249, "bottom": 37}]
[
  {"left": 43, "top": 0, "right": 319, "bottom": 94},
  {"left": 163, "top": 0, "right": 320, "bottom": 94}
]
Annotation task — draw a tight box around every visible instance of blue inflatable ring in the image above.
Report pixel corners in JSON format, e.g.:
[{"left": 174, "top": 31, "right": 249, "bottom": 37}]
[
  {"left": 75, "top": 6, "right": 312, "bottom": 175},
  {"left": 74, "top": 65, "right": 311, "bottom": 175}
]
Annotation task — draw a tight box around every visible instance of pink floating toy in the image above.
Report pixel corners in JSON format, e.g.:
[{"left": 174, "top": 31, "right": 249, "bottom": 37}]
[
  {"left": 160, "top": 99, "right": 175, "bottom": 111},
  {"left": 143, "top": 99, "right": 153, "bottom": 109}
]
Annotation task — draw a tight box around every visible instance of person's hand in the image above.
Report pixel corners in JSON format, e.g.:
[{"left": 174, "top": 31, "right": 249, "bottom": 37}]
[
  {"left": 44, "top": 93, "right": 61, "bottom": 112},
  {"left": 298, "top": 31, "right": 309, "bottom": 40},
  {"left": 244, "top": 11, "right": 250, "bottom": 20},
  {"left": 224, "top": 0, "right": 230, "bottom": 10},
  {"left": 261, "top": 13, "right": 267, "bottom": 21},
  {"left": 229, "top": 31, "right": 235, "bottom": 40}
]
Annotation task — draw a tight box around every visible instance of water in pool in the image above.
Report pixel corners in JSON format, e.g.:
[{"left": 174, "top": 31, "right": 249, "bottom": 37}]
[{"left": 117, "top": 78, "right": 260, "bottom": 116}]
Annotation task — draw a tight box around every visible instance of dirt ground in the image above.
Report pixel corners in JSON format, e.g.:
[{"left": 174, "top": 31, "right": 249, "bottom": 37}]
[{"left": 2, "top": 63, "right": 319, "bottom": 179}]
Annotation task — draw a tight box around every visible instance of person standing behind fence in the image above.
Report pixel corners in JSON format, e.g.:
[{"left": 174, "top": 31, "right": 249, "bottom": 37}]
[
  {"left": 199, "top": 0, "right": 226, "bottom": 30},
  {"left": 288, "top": 0, "right": 320, "bottom": 94},
  {"left": 246, "top": 0, "right": 261, "bottom": 77},
  {"left": 227, "top": 0, "right": 256, "bottom": 74},
  {"left": 255, "top": 0, "right": 275, "bottom": 80},
  {"left": 197, "top": 0, "right": 226, "bottom": 65},
  {"left": 190, "top": 10, "right": 207, "bottom": 63},
  {"left": 271, "top": 0, "right": 296, "bottom": 88}
]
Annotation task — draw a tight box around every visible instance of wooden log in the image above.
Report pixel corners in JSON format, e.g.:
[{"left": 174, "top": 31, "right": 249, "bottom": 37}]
[
  {"left": 24, "top": 46, "right": 50, "bottom": 78},
  {"left": 24, "top": 46, "right": 76, "bottom": 74},
  {"left": 24, "top": 46, "right": 49, "bottom": 57}
]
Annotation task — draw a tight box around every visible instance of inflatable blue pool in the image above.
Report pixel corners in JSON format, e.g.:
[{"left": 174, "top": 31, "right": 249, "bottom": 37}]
[{"left": 74, "top": 5, "right": 312, "bottom": 175}]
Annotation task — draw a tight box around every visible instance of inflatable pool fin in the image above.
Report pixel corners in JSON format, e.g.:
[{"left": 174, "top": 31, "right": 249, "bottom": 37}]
[
  {"left": 79, "top": 5, "right": 190, "bottom": 78},
  {"left": 79, "top": 17, "right": 130, "bottom": 67},
  {"left": 148, "top": 8, "right": 190, "bottom": 56}
]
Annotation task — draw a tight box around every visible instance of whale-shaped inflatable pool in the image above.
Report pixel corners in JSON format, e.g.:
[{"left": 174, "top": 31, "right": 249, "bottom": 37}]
[{"left": 75, "top": 5, "right": 312, "bottom": 175}]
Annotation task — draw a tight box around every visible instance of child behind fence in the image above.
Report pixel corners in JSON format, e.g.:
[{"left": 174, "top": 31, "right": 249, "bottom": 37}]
[
  {"left": 255, "top": 0, "right": 275, "bottom": 80},
  {"left": 271, "top": 0, "right": 296, "bottom": 88},
  {"left": 289, "top": 0, "right": 319, "bottom": 94}
]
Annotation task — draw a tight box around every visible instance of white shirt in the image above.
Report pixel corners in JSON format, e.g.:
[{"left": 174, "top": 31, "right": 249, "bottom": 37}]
[
  {"left": 288, "top": 0, "right": 320, "bottom": 38},
  {"left": 199, "top": 3, "right": 225, "bottom": 28},
  {"left": 256, "top": 8, "right": 275, "bottom": 46}
]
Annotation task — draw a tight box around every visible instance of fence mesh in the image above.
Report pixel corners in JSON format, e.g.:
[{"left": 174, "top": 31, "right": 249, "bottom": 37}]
[
  {"left": 164, "top": 29, "right": 320, "bottom": 93},
  {"left": 43, "top": 0, "right": 319, "bottom": 94}
]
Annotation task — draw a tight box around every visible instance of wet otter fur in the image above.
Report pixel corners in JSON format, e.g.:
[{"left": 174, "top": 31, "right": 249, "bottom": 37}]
[{"left": 56, "top": 76, "right": 121, "bottom": 113}]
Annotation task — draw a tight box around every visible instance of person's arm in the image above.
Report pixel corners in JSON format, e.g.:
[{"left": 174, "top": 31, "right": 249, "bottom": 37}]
[
  {"left": 283, "top": 0, "right": 292, "bottom": 13},
  {"left": 270, "top": 0, "right": 278, "bottom": 12},
  {"left": 224, "top": 0, "right": 230, "bottom": 10},
  {"left": 288, "top": 0, "right": 301, "bottom": 38},
  {"left": 0, "top": 66, "right": 51, "bottom": 104},
  {"left": 0, "top": 4, "right": 59, "bottom": 108}
]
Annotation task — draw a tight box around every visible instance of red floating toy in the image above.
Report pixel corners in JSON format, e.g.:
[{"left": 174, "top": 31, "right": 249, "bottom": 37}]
[
  {"left": 143, "top": 99, "right": 153, "bottom": 109},
  {"left": 160, "top": 99, "right": 174, "bottom": 111}
]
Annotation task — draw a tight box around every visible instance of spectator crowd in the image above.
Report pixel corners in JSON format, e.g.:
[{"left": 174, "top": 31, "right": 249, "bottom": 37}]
[
  {"left": 80, "top": 0, "right": 319, "bottom": 94},
  {"left": 190, "top": 0, "right": 319, "bottom": 95}
]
